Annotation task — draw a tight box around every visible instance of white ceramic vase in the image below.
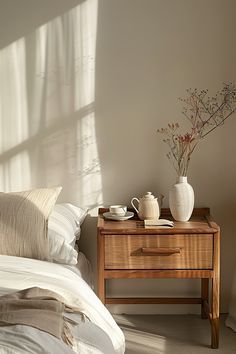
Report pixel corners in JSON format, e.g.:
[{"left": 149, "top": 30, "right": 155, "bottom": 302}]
[{"left": 169, "top": 176, "right": 194, "bottom": 222}]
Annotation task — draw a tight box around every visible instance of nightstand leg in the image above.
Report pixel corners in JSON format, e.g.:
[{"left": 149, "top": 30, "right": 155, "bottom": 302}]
[
  {"left": 211, "top": 230, "right": 220, "bottom": 349},
  {"left": 211, "top": 275, "right": 220, "bottom": 348},
  {"left": 201, "top": 278, "right": 209, "bottom": 319},
  {"left": 97, "top": 232, "right": 105, "bottom": 304},
  {"left": 211, "top": 316, "right": 219, "bottom": 349}
]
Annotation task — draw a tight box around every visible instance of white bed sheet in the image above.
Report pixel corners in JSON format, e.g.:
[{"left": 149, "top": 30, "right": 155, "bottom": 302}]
[
  {"left": 0, "top": 255, "right": 125, "bottom": 354},
  {"left": 66, "top": 251, "right": 94, "bottom": 288}
]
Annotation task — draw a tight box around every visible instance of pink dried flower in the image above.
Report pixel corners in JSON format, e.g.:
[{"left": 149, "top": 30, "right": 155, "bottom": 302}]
[{"left": 157, "top": 83, "right": 236, "bottom": 176}]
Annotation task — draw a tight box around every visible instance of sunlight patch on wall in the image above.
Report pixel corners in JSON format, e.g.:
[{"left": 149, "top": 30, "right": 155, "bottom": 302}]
[
  {"left": 0, "top": 0, "right": 101, "bottom": 208},
  {"left": 76, "top": 112, "right": 102, "bottom": 207},
  {"left": 0, "top": 151, "right": 31, "bottom": 192},
  {"left": 73, "top": 0, "right": 97, "bottom": 110},
  {"left": 0, "top": 38, "right": 29, "bottom": 152}
]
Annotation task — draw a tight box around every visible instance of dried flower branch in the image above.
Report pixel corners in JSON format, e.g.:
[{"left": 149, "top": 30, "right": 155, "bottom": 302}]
[{"left": 157, "top": 83, "right": 236, "bottom": 176}]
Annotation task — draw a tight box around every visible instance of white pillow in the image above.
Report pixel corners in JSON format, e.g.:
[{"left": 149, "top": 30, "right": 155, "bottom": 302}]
[{"left": 48, "top": 203, "right": 87, "bottom": 265}]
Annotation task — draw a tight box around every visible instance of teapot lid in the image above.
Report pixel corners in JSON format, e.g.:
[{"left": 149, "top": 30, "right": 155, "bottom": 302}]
[{"left": 142, "top": 192, "right": 156, "bottom": 200}]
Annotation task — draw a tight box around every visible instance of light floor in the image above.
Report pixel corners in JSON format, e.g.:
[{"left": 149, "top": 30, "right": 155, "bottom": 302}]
[{"left": 114, "top": 314, "right": 236, "bottom": 354}]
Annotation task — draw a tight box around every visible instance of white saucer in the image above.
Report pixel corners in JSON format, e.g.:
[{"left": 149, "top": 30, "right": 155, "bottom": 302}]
[{"left": 103, "top": 211, "right": 134, "bottom": 221}]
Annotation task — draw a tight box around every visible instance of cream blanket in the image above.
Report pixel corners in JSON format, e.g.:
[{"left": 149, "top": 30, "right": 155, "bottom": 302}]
[{"left": 0, "top": 287, "right": 80, "bottom": 347}]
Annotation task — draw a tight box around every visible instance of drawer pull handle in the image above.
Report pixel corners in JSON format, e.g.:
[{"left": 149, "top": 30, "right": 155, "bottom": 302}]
[{"left": 140, "top": 247, "right": 181, "bottom": 256}]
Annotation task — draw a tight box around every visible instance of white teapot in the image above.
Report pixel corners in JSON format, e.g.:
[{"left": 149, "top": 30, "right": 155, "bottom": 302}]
[{"left": 131, "top": 192, "right": 163, "bottom": 220}]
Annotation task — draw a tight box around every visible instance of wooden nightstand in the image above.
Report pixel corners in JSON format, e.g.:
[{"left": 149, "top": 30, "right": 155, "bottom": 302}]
[{"left": 97, "top": 208, "right": 220, "bottom": 349}]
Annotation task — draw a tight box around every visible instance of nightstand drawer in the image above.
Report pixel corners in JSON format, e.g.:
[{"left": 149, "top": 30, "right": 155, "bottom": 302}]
[{"left": 104, "top": 234, "right": 213, "bottom": 269}]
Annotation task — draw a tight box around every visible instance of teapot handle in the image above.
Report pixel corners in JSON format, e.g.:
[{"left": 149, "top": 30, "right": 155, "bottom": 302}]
[
  {"left": 158, "top": 194, "right": 164, "bottom": 207},
  {"left": 131, "top": 197, "right": 139, "bottom": 214}
]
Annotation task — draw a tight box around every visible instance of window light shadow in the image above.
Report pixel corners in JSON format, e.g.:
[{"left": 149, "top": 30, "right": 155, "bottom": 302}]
[
  {"left": 0, "top": 0, "right": 86, "bottom": 50},
  {"left": 121, "top": 326, "right": 166, "bottom": 354},
  {"left": 115, "top": 314, "right": 213, "bottom": 352},
  {"left": 0, "top": 0, "right": 101, "bottom": 209}
]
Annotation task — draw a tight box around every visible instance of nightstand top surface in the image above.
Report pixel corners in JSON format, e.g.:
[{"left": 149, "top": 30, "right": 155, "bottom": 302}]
[{"left": 97, "top": 208, "right": 219, "bottom": 235}]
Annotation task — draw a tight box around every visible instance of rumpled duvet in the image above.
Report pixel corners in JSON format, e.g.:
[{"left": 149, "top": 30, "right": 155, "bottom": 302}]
[
  {"left": 0, "top": 255, "right": 125, "bottom": 354},
  {"left": 0, "top": 287, "right": 80, "bottom": 347}
]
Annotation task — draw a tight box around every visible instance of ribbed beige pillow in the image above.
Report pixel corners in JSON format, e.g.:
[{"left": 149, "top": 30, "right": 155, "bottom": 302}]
[{"left": 0, "top": 187, "right": 62, "bottom": 261}]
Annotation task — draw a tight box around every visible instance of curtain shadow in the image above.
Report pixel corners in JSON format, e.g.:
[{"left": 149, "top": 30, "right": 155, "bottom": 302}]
[
  {"left": 0, "top": 0, "right": 101, "bottom": 209},
  {"left": 0, "top": 0, "right": 86, "bottom": 50}
]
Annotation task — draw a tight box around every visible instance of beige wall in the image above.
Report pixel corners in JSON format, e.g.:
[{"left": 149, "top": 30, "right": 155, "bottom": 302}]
[{"left": 1, "top": 0, "right": 236, "bottom": 314}]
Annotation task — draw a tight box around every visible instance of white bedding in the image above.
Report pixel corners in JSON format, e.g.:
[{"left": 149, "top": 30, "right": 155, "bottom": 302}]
[
  {"left": 69, "top": 251, "right": 94, "bottom": 288},
  {"left": 0, "top": 255, "right": 125, "bottom": 354}
]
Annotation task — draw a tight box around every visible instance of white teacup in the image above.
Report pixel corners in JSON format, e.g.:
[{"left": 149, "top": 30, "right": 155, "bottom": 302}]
[{"left": 109, "top": 205, "right": 127, "bottom": 216}]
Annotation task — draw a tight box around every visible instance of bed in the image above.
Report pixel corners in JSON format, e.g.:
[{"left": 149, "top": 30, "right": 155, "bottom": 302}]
[{"left": 0, "top": 188, "right": 125, "bottom": 354}]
